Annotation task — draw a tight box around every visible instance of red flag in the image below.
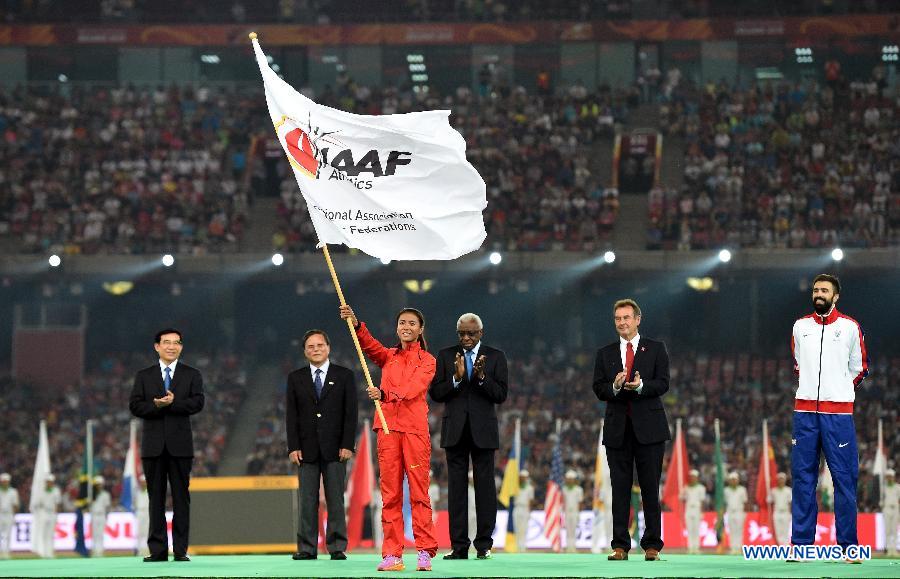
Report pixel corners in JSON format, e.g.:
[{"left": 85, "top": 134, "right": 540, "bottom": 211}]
[
  {"left": 346, "top": 420, "right": 374, "bottom": 550},
  {"left": 755, "top": 422, "right": 779, "bottom": 536},
  {"left": 662, "top": 419, "right": 690, "bottom": 522}
]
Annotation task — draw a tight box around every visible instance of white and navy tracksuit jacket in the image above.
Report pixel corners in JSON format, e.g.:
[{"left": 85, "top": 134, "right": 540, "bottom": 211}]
[{"left": 790, "top": 306, "right": 868, "bottom": 548}]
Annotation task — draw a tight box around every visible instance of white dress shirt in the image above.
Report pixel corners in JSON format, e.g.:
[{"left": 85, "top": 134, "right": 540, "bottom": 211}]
[
  {"left": 614, "top": 334, "right": 643, "bottom": 395},
  {"left": 159, "top": 359, "right": 179, "bottom": 382},
  {"left": 310, "top": 359, "right": 330, "bottom": 382},
  {"left": 453, "top": 341, "right": 482, "bottom": 388}
]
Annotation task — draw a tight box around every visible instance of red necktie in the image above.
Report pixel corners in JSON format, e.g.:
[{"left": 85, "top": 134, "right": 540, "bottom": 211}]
[
  {"left": 625, "top": 342, "right": 635, "bottom": 380},
  {"left": 625, "top": 342, "right": 634, "bottom": 416}
]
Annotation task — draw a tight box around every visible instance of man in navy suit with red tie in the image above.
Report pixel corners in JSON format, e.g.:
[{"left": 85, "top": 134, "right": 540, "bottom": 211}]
[{"left": 592, "top": 299, "right": 670, "bottom": 562}]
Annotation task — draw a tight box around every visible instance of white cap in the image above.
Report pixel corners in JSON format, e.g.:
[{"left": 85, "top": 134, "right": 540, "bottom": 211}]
[
  {"left": 93, "top": 475, "right": 105, "bottom": 485},
  {"left": 777, "top": 472, "right": 787, "bottom": 480},
  {"left": 728, "top": 471, "right": 739, "bottom": 480},
  {"left": 689, "top": 469, "right": 699, "bottom": 477},
  {"left": 139, "top": 474, "right": 146, "bottom": 482},
  {"left": 0, "top": 473, "right": 10, "bottom": 482},
  {"left": 886, "top": 468, "right": 896, "bottom": 477},
  {"left": 45, "top": 474, "right": 55, "bottom": 482},
  {"left": 565, "top": 470, "right": 578, "bottom": 479},
  {"left": 519, "top": 470, "right": 530, "bottom": 478}
]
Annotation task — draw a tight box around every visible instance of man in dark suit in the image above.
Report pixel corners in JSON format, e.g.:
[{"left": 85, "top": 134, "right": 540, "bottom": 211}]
[
  {"left": 285, "top": 329, "right": 358, "bottom": 561},
  {"left": 429, "top": 313, "right": 508, "bottom": 560},
  {"left": 591, "top": 299, "right": 670, "bottom": 562},
  {"left": 129, "top": 328, "right": 205, "bottom": 562}
]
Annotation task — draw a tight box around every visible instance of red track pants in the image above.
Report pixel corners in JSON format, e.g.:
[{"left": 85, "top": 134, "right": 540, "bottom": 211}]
[{"left": 376, "top": 430, "right": 438, "bottom": 557}]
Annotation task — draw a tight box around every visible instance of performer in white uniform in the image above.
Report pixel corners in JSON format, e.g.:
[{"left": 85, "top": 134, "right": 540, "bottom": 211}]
[
  {"left": 90, "top": 476, "right": 111, "bottom": 557},
  {"left": 723, "top": 471, "right": 747, "bottom": 555},
  {"left": 681, "top": 469, "right": 707, "bottom": 554},
  {"left": 562, "top": 470, "right": 584, "bottom": 553},
  {"left": 882, "top": 469, "right": 898, "bottom": 557},
  {"left": 30, "top": 474, "right": 61, "bottom": 558},
  {"left": 0, "top": 473, "right": 20, "bottom": 559},
  {"left": 513, "top": 470, "right": 534, "bottom": 550},
  {"left": 769, "top": 473, "right": 792, "bottom": 545}
]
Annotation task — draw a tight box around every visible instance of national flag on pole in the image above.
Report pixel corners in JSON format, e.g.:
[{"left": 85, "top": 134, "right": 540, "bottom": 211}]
[
  {"left": 662, "top": 418, "right": 690, "bottom": 522},
  {"left": 29, "top": 420, "right": 51, "bottom": 515},
  {"left": 714, "top": 419, "right": 726, "bottom": 543},
  {"left": 251, "top": 34, "right": 487, "bottom": 261},
  {"left": 498, "top": 418, "right": 521, "bottom": 552},
  {"left": 755, "top": 419, "right": 778, "bottom": 535},
  {"left": 346, "top": 420, "right": 374, "bottom": 551},
  {"left": 543, "top": 422, "right": 564, "bottom": 552},
  {"left": 121, "top": 420, "right": 141, "bottom": 512},
  {"left": 73, "top": 420, "right": 94, "bottom": 557}
]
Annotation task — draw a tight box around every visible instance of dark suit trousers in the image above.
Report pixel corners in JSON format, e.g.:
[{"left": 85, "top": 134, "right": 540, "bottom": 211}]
[
  {"left": 297, "top": 460, "right": 347, "bottom": 554},
  {"left": 142, "top": 447, "right": 192, "bottom": 557},
  {"left": 606, "top": 416, "right": 665, "bottom": 552},
  {"left": 446, "top": 417, "right": 497, "bottom": 552}
]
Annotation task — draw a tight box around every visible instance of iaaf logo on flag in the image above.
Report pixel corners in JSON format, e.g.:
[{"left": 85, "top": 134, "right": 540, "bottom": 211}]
[{"left": 275, "top": 115, "right": 412, "bottom": 190}]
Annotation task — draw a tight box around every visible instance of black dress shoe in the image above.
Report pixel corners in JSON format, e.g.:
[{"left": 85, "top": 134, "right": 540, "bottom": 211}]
[
  {"left": 442, "top": 550, "right": 468, "bottom": 560},
  {"left": 330, "top": 551, "right": 347, "bottom": 560},
  {"left": 173, "top": 555, "right": 191, "bottom": 562},
  {"left": 292, "top": 552, "right": 317, "bottom": 560},
  {"left": 143, "top": 555, "right": 167, "bottom": 562},
  {"left": 476, "top": 549, "right": 492, "bottom": 559}
]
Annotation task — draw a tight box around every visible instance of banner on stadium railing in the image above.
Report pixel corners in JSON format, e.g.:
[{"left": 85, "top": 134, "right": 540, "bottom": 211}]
[
  {"left": 8, "top": 511, "right": 893, "bottom": 551},
  {"left": 487, "top": 511, "right": 887, "bottom": 551},
  {"left": 8, "top": 512, "right": 172, "bottom": 552}
]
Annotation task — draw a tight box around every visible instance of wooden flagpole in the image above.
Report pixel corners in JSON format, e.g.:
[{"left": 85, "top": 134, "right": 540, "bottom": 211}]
[{"left": 321, "top": 244, "right": 389, "bottom": 433}]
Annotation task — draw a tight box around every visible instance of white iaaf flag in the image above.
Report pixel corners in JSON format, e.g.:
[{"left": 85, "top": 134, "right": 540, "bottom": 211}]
[{"left": 251, "top": 36, "right": 487, "bottom": 261}]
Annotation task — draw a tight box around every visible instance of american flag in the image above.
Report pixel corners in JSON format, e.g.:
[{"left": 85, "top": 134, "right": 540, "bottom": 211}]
[{"left": 543, "top": 435, "right": 564, "bottom": 552}]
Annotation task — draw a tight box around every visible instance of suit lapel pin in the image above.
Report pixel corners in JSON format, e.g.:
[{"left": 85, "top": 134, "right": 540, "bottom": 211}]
[
  {"left": 641, "top": 347, "right": 646, "bottom": 352},
  {"left": 328, "top": 381, "right": 334, "bottom": 385}
]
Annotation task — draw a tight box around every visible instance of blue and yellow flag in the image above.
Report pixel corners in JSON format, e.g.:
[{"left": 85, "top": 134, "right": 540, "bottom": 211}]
[{"left": 498, "top": 418, "right": 521, "bottom": 551}]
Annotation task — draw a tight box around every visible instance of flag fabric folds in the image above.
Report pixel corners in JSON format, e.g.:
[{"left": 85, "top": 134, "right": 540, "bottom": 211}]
[
  {"left": 251, "top": 36, "right": 487, "bottom": 261},
  {"left": 498, "top": 418, "right": 521, "bottom": 552},
  {"left": 754, "top": 420, "right": 778, "bottom": 536},
  {"left": 714, "top": 419, "right": 726, "bottom": 543},
  {"left": 73, "top": 420, "right": 94, "bottom": 557},
  {"left": 121, "top": 420, "right": 141, "bottom": 513},
  {"left": 662, "top": 419, "right": 690, "bottom": 522},
  {"left": 346, "top": 420, "right": 374, "bottom": 551},
  {"left": 543, "top": 431, "right": 564, "bottom": 552},
  {"left": 590, "top": 426, "right": 611, "bottom": 553}
]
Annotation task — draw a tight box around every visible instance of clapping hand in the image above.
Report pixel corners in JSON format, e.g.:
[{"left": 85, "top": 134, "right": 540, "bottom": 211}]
[{"left": 624, "top": 371, "right": 641, "bottom": 390}]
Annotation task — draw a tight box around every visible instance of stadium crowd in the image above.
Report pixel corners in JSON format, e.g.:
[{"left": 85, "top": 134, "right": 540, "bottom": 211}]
[
  {"left": 649, "top": 76, "right": 900, "bottom": 250},
  {"left": 247, "top": 342, "right": 897, "bottom": 513},
  {"left": 0, "top": 351, "right": 245, "bottom": 510},
  {"left": 1, "top": 0, "right": 894, "bottom": 24},
  {"left": 273, "top": 81, "right": 629, "bottom": 253},
  {"left": 0, "top": 85, "right": 253, "bottom": 255}
]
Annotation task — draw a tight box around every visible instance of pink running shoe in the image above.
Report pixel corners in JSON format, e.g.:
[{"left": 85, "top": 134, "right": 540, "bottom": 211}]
[
  {"left": 377, "top": 555, "right": 405, "bottom": 572},
  {"left": 416, "top": 550, "right": 432, "bottom": 571}
]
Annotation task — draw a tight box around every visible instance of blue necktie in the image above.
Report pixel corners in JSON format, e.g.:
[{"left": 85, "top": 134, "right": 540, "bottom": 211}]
[
  {"left": 164, "top": 367, "right": 171, "bottom": 392},
  {"left": 465, "top": 350, "right": 474, "bottom": 381},
  {"left": 314, "top": 369, "right": 324, "bottom": 400}
]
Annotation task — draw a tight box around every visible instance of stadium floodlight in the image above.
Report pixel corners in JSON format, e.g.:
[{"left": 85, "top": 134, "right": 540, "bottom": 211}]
[
  {"left": 718, "top": 249, "right": 732, "bottom": 263},
  {"left": 603, "top": 251, "right": 616, "bottom": 264},
  {"left": 831, "top": 248, "right": 844, "bottom": 262},
  {"left": 380, "top": 257, "right": 392, "bottom": 265},
  {"left": 271, "top": 253, "right": 284, "bottom": 266},
  {"left": 48, "top": 255, "right": 61, "bottom": 268},
  {"left": 162, "top": 254, "right": 175, "bottom": 267},
  {"left": 489, "top": 251, "right": 502, "bottom": 266}
]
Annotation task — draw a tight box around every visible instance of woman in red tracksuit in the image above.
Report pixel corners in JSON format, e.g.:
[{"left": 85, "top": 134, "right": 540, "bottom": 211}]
[{"left": 339, "top": 304, "right": 438, "bottom": 572}]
